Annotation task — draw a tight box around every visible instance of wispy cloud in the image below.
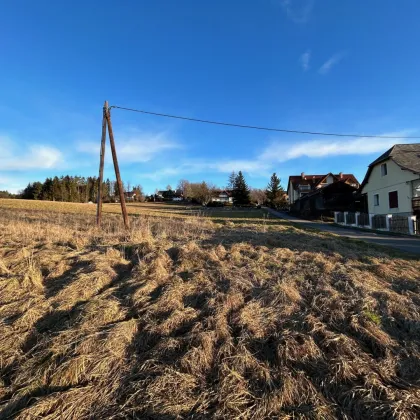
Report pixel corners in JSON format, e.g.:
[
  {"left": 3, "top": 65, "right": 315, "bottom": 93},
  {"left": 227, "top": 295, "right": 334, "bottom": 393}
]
[
  {"left": 139, "top": 159, "right": 272, "bottom": 181},
  {"left": 139, "top": 129, "right": 417, "bottom": 182},
  {"left": 299, "top": 50, "right": 311, "bottom": 71},
  {"left": 280, "top": 0, "right": 314, "bottom": 24},
  {"left": 259, "top": 130, "right": 417, "bottom": 162},
  {"left": 318, "top": 52, "right": 346, "bottom": 75},
  {"left": 0, "top": 135, "right": 63, "bottom": 171},
  {"left": 77, "top": 130, "right": 180, "bottom": 164}
]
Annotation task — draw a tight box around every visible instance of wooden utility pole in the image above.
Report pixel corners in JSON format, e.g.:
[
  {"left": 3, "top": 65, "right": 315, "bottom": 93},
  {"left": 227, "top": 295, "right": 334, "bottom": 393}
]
[
  {"left": 96, "top": 101, "right": 108, "bottom": 226},
  {"left": 105, "top": 106, "right": 130, "bottom": 229}
]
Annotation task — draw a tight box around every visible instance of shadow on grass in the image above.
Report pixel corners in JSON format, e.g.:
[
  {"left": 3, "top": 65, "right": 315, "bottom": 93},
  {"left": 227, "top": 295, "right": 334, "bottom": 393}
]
[
  {"left": 44, "top": 260, "right": 94, "bottom": 299},
  {"left": 0, "top": 385, "right": 75, "bottom": 419}
]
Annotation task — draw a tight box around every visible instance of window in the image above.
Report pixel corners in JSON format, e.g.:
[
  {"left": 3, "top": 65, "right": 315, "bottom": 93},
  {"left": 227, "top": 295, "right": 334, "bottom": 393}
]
[
  {"left": 381, "top": 163, "right": 387, "bottom": 176},
  {"left": 374, "top": 194, "right": 379, "bottom": 206},
  {"left": 389, "top": 191, "right": 398, "bottom": 209},
  {"left": 299, "top": 184, "right": 310, "bottom": 191}
]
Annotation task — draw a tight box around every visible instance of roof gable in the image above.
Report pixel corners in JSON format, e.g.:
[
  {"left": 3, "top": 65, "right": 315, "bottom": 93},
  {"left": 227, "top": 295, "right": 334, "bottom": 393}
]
[
  {"left": 361, "top": 143, "right": 420, "bottom": 189},
  {"left": 288, "top": 173, "right": 359, "bottom": 189}
]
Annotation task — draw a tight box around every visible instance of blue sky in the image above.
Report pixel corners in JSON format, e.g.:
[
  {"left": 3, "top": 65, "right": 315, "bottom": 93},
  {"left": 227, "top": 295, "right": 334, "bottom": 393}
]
[{"left": 1, "top": 0, "right": 420, "bottom": 194}]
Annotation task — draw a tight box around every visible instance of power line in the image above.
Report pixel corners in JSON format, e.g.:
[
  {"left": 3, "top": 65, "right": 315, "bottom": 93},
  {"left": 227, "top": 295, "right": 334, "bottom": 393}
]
[{"left": 109, "top": 105, "right": 420, "bottom": 139}]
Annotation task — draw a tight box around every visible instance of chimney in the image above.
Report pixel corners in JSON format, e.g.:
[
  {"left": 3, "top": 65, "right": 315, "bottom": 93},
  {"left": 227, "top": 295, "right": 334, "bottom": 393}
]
[
  {"left": 301, "top": 172, "right": 305, "bottom": 180},
  {"left": 339, "top": 172, "right": 343, "bottom": 179}
]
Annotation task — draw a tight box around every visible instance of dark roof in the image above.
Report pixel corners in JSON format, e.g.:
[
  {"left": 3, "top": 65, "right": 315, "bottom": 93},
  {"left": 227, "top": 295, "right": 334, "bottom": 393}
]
[
  {"left": 361, "top": 143, "right": 420, "bottom": 189},
  {"left": 301, "top": 180, "right": 358, "bottom": 199},
  {"left": 212, "top": 189, "right": 232, "bottom": 197},
  {"left": 288, "top": 173, "right": 359, "bottom": 189}
]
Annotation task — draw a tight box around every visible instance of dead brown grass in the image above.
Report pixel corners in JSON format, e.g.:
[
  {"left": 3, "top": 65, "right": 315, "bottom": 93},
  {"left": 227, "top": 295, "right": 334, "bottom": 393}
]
[{"left": 0, "top": 203, "right": 420, "bottom": 419}]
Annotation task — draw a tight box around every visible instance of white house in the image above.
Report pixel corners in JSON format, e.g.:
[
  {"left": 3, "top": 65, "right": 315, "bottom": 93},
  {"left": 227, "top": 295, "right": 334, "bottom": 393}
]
[
  {"left": 360, "top": 144, "right": 420, "bottom": 217},
  {"left": 211, "top": 190, "right": 233, "bottom": 203}
]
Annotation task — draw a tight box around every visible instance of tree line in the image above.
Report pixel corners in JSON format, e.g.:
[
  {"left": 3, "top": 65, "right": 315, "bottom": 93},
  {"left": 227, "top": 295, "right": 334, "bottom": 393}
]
[
  {"left": 2, "top": 171, "right": 286, "bottom": 208},
  {"left": 17, "top": 176, "right": 144, "bottom": 203},
  {"left": 155, "top": 171, "right": 287, "bottom": 208}
]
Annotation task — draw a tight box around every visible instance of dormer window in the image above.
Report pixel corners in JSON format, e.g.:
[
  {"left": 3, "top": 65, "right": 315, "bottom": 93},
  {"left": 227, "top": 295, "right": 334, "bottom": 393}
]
[{"left": 381, "top": 163, "right": 387, "bottom": 176}]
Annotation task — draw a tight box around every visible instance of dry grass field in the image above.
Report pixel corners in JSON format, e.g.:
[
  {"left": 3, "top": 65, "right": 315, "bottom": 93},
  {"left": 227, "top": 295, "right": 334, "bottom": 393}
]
[{"left": 1, "top": 199, "right": 420, "bottom": 419}]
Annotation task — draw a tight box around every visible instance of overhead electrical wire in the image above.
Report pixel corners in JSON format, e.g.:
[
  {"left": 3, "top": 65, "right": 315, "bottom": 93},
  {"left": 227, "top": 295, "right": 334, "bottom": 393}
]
[{"left": 109, "top": 105, "right": 420, "bottom": 140}]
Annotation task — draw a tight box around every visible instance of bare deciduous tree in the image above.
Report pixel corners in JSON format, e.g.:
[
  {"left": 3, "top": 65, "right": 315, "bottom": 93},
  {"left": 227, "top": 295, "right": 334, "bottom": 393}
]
[
  {"left": 177, "top": 179, "right": 192, "bottom": 199},
  {"left": 190, "top": 181, "right": 216, "bottom": 205},
  {"left": 250, "top": 188, "right": 266, "bottom": 205}
]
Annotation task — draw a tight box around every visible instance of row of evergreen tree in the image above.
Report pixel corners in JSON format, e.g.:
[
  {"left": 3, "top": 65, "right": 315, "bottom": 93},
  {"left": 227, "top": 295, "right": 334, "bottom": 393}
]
[
  {"left": 20, "top": 176, "right": 127, "bottom": 203},
  {"left": 227, "top": 171, "right": 286, "bottom": 207},
  {"left": 4, "top": 171, "right": 286, "bottom": 207}
]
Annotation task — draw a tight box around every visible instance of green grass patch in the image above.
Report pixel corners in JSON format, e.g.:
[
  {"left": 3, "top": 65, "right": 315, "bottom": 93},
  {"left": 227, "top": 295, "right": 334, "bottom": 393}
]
[{"left": 364, "top": 310, "right": 381, "bottom": 325}]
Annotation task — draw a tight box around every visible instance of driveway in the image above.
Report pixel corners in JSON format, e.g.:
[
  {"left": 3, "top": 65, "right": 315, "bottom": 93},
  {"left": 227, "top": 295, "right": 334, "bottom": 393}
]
[{"left": 265, "top": 208, "right": 420, "bottom": 256}]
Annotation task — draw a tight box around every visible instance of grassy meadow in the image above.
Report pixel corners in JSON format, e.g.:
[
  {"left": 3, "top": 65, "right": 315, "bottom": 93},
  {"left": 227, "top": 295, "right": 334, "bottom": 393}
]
[{"left": 0, "top": 198, "right": 420, "bottom": 419}]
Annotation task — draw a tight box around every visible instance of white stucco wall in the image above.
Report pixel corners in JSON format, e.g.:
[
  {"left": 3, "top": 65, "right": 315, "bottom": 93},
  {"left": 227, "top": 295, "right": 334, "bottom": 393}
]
[{"left": 362, "top": 159, "right": 420, "bottom": 214}]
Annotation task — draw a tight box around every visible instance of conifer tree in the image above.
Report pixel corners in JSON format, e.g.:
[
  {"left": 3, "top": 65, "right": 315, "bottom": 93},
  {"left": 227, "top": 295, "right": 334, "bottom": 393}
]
[
  {"left": 232, "top": 171, "right": 250, "bottom": 205},
  {"left": 227, "top": 171, "right": 236, "bottom": 190},
  {"left": 266, "top": 173, "right": 286, "bottom": 208}
]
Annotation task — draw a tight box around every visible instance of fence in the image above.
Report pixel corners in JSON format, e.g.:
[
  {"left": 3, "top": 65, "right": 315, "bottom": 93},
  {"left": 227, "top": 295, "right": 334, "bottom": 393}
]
[
  {"left": 371, "top": 215, "right": 387, "bottom": 230},
  {"left": 357, "top": 213, "right": 370, "bottom": 226},
  {"left": 389, "top": 215, "right": 409, "bottom": 234},
  {"left": 414, "top": 218, "right": 420, "bottom": 236},
  {"left": 336, "top": 212, "right": 345, "bottom": 223},
  {"left": 335, "top": 212, "right": 418, "bottom": 235},
  {"left": 345, "top": 212, "right": 356, "bottom": 225}
]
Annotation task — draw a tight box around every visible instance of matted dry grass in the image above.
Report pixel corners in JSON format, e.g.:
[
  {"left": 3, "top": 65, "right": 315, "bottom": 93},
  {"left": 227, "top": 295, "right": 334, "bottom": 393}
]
[{"left": 0, "top": 203, "right": 420, "bottom": 419}]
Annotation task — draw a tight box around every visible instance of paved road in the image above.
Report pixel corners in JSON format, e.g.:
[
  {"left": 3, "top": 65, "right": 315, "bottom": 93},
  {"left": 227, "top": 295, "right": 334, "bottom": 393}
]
[{"left": 265, "top": 208, "right": 420, "bottom": 256}]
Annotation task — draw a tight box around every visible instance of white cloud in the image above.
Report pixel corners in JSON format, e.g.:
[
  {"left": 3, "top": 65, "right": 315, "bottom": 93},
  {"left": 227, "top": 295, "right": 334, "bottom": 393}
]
[
  {"left": 259, "top": 130, "right": 417, "bottom": 162},
  {"left": 280, "top": 0, "right": 314, "bottom": 24},
  {"left": 299, "top": 50, "right": 311, "bottom": 71},
  {"left": 77, "top": 130, "right": 180, "bottom": 163},
  {"left": 318, "top": 52, "right": 346, "bottom": 74},
  {"left": 139, "top": 159, "right": 272, "bottom": 181},
  {"left": 139, "top": 129, "right": 417, "bottom": 182},
  {"left": 0, "top": 136, "right": 63, "bottom": 171}
]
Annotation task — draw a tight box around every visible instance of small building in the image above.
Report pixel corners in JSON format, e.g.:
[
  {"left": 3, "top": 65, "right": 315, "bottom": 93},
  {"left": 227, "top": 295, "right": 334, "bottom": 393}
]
[
  {"left": 360, "top": 144, "right": 420, "bottom": 217},
  {"left": 124, "top": 191, "right": 136, "bottom": 201},
  {"left": 211, "top": 190, "right": 233, "bottom": 203},
  {"left": 288, "top": 172, "right": 360, "bottom": 205}
]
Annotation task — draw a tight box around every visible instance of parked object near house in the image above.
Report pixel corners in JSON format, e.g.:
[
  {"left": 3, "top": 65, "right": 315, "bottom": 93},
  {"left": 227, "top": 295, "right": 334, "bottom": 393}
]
[
  {"left": 360, "top": 143, "right": 420, "bottom": 217},
  {"left": 287, "top": 172, "right": 360, "bottom": 218}
]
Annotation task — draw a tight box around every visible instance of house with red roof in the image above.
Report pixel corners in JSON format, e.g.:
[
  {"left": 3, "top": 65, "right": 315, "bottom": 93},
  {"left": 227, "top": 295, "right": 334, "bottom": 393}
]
[{"left": 288, "top": 172, "right": 360, "bottom": 205}]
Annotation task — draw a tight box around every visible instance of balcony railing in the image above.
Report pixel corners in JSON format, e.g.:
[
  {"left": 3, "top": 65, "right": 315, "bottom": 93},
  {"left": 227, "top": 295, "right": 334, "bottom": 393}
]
[{"left": 299, "top": 185, "right": 311, "bottom": 191}]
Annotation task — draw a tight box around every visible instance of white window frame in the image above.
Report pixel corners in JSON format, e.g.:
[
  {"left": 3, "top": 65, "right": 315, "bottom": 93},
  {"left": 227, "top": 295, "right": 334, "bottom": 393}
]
[
  {"left": 374, "top": 194, "right": 379, "bottom": 206},
  {"left": 381, "top": 163, "right": 387, "bottom": 176}
]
